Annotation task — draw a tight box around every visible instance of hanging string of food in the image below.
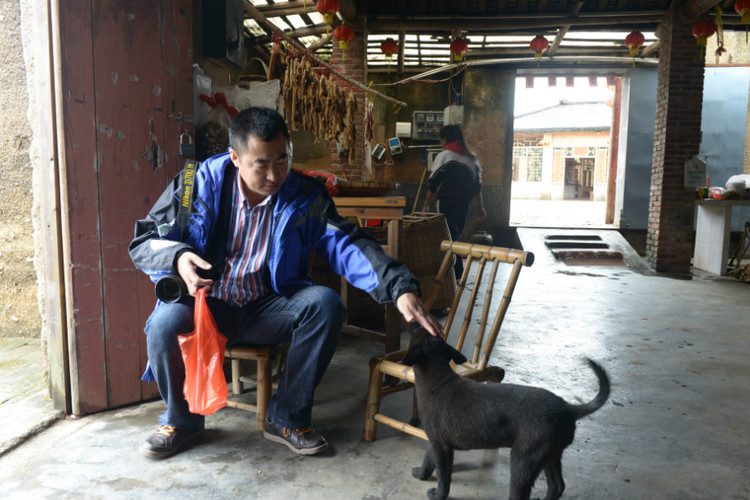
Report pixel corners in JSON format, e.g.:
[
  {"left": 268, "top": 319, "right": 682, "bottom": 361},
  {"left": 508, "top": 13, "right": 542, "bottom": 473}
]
[{"left": 280, "top": 44, "right": 358, "bottom": 164}]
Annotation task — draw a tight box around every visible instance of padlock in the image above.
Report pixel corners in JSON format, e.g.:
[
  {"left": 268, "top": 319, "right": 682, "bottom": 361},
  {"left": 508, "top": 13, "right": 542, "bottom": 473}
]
[{"left": 179, "top": 130, "right": 195, "bottom": 157}]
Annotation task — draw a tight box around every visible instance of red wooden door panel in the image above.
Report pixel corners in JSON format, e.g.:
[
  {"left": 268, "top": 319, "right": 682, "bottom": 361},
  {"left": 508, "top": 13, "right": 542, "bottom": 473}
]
[{"left": 59, "top": 0, "right": 193, "bottom": 414}]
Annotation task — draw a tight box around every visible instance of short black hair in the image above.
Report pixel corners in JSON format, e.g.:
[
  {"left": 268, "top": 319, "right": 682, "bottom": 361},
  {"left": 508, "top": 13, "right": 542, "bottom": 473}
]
[
  {"left": 229, "top": 107, "right": 290, "bottom": 153},
  {"left": 439, "top": 124, "right": 471, "bottom": 155},
  {"left": 439, "top": 124, "right": 463, "bottom": 144}
]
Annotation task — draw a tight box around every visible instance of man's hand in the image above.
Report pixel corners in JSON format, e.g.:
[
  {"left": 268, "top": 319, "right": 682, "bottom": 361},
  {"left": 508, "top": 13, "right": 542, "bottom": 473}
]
[
  {"left": 396, "top": 292, "right": 443, "bottom": 337},
  {"left": 176, "top": 252, "right": 215, "bottom": 296}
]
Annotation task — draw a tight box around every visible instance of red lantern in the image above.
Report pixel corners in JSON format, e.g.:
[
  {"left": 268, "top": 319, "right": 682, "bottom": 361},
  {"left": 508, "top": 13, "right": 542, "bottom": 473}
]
[
  {"left": 692, "top": 18, "right": 716, "bottom": 47},
  {"left": 380, "top": 37, "right": 399, "bottom": 74},
  {"left": 624, "top": 30, "right": 645, "bottom": 57},
  {"left": 450, "top": 37, "right": 469, "bottom": 62},
  {"left": 380, "top": 38, "right": 398, "bottom": 59},
  {"left": 736, "top": 0, "right": 750, "bottom": 42},
  {"left": 334, "top": 23, "right": 354, "bottom": 60},
  {"left": 316, "top": 0, "right": 339, "bottom": 26},
  {"left": 692, "top": 17, "right": 716, "bottom": 59},
  {"left": 736, "top": 0, "right": 750, "bottom": 23},
  {"left": 530, "top": 35, "right": 549, "bottom": 59}
]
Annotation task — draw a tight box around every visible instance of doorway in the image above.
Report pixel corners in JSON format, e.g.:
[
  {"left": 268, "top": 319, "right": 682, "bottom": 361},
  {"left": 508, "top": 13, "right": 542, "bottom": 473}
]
[
  {"left": 564, "top": 157, "right": 595, "bottom": 200},
  {"left": 510, "top": 75, "right": 617, "bottom": 228}
]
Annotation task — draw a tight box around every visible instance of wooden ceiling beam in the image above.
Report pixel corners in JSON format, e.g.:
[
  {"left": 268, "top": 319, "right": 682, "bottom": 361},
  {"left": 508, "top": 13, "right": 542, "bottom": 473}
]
[
  {"left": 641, "top": 40, "right": 660, "bottom": 57},
  {"left": 338, "top": 0, "right": 357, "bottom": 22},
  {"left": 253, "top": 1, "right": 308, "bottom": 18},
  {"left": 368, "top": 10, "right": 665, "bottom": 21},
  {"left": 250, "top": 0, "right": 357, "bottom": 21},
  {"left": 307, "top": 32, "right": 333, "bottom": 51},
  {"left": 548, "top": 0, "right": 584, "bottom": 57},
  {"left": 468, "top": 43, "right": 632, "bottom": 54},
  {"left": 679, "top": 0, "right": 722, "bottom": 18},
  {"left": 254, "top": 25, "right": 329, "bottom": 44},
  {"left": 368, "top": 14, "right": 665, "bottom": 32},
  {"left": 397, "top": 30, "right": 406, "bottom": 75}
]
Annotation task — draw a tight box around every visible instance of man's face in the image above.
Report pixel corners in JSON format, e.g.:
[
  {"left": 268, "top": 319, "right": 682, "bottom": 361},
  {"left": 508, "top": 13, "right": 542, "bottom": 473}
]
[{"left": 230, "top": 132, "right": 290, "bottom": 206}]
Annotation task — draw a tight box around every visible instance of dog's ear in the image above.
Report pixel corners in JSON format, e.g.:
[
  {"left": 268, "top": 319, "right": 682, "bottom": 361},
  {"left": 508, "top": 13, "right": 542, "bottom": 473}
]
[
  {"left": 404, "top": 325, "right": 430, "bottom": 366},
  {"left": 440, "top": 341, "right": 468, "bottom": 365},
  {"left": 402, "top": 344, "right": 423, "bottom": 366}
]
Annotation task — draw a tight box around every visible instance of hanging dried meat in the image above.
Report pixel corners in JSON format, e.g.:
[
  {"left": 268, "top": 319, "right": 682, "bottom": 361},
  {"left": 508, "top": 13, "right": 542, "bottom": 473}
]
[{"left": 281, "top": 51, "right": 359, "bottom": 165}]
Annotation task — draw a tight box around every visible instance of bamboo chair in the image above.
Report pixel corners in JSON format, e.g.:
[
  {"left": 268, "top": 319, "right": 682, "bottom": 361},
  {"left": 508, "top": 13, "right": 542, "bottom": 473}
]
[
  {"left": 362, "top": 240, "right": 534, "bottom": 442},
  {"left": 224, "top": 344, "right": 288, "bottom": 430}
]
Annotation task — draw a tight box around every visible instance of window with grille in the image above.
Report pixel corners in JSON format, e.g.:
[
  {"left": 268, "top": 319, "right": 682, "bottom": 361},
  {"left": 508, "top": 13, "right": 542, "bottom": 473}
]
[{"left": 512, "top": 146, "right": 543, "bottom": 182}]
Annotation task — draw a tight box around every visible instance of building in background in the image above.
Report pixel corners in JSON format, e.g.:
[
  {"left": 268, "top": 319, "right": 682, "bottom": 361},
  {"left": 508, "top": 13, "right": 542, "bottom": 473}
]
[{"left": 512, "top": 100, "right": 612, "bottom": 201}]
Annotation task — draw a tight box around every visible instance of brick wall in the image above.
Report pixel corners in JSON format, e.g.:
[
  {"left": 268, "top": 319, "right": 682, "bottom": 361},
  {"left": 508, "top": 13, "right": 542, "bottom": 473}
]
[
  {"left": 646, "top": 7, "right": 705, "bottom": 274},
  {"left": 329, "top": 22, "right": 366, "bottom": 181}
]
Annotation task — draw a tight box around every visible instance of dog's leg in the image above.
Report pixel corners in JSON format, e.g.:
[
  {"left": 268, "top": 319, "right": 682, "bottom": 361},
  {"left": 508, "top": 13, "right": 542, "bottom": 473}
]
[
  {"left": 412, "top": 447, "right": 436, "bottom": 481},
  {"left": 428, "top": 445, "right": 454, "bottom": 500},
  {"left": 509, "top": 447, "right": 545, "bottom": 500},
  {"left": 541, "top": 454, "right": 565, "bottom": 500},
  {"left": 408, "top": 391, "right": 421, "bottom": 427}
]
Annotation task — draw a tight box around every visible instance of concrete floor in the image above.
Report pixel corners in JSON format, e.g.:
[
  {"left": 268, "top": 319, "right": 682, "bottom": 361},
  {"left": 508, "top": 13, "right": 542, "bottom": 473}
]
[
  {"left": 509, "top": 199, "right": 608, "bottom": 228},
  {"left": 2, "top": 228, "right": 750, "bottom": 500}
]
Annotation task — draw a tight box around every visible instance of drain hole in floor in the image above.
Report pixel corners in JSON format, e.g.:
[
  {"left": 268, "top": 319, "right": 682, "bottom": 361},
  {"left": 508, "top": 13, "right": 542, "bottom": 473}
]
[
  {"left": 552, "top": 250, "right": 626, "bottom": 266},
  {"left": 545, "top": 241, "right": 610, "bottom": 249},
  {"left": 545, "top": 234, "right": 603, "bottom": 241}
]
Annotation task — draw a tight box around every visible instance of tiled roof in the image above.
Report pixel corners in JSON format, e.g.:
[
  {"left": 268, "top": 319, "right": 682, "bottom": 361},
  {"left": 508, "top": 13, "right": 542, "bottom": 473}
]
[{"left": 514, "top": 100, "right": 612, "bottom": 133}]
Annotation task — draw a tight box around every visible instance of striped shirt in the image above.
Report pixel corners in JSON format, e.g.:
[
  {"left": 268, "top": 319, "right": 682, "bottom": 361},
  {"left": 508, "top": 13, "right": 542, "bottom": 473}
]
[{"left": 211, "top": 173, "right": 274, "bottom": 307}]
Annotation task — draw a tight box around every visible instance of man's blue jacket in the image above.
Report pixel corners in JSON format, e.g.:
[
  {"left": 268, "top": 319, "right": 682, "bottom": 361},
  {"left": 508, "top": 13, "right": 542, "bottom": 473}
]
[
  {"left": 129, "top": 152, "right": 419, "bottom": 313},
  {"left": 129, "top": 152, "right": 420, "bottom": 381}
]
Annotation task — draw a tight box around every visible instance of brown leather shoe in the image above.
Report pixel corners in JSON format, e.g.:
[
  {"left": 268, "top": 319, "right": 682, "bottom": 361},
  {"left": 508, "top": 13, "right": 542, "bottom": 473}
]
[
  {"left": 263, "top": 419, "right": 328, "bottom": 455},
  {"left": 140, "top": 425, "right": 204, "bottom": 459}
]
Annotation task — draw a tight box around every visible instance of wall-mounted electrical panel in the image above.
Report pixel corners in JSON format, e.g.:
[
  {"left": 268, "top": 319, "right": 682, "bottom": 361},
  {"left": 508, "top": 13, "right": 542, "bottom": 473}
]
[{"left": 411, "top": 110, "right": 444, "bottom": 140}]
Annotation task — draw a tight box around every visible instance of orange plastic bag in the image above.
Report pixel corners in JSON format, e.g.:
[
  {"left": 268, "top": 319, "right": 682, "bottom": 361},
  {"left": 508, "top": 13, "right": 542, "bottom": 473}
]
[{"left": 177, "top": 288, "right": 228, "bottom": 415}]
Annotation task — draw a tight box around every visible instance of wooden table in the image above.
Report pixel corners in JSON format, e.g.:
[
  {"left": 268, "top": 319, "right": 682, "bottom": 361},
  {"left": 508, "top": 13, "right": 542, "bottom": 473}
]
[
  {"left": 334, "top": 196, "right": 406, "bottom": 353},
  {"left": 693, "top": 199, "right": 750, "bottom": 275}
]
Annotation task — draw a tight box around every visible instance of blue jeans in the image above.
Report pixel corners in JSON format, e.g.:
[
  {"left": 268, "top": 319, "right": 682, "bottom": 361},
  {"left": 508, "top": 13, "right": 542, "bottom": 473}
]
[{"left": 144, "top": 285, "right": 346, "bottom": 432}]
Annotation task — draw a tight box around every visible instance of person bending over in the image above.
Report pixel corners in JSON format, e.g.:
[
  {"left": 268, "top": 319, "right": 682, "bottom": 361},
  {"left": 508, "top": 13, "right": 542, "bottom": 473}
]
[{"left": 422, "top": 124, "right": 486, "bottom": 277}]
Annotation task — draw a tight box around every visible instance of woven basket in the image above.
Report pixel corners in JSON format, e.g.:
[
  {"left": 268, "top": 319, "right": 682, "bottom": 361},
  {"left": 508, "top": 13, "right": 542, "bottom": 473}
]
[{"left": 400, "top": 212, "right": 457, "bottom": 310}]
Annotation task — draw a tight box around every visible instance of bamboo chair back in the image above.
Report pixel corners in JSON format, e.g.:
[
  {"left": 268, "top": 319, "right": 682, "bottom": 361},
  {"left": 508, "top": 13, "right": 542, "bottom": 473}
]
[
  {"left": 423, "top": 241, "right": 534, "bottom": 377},
  {"left": 362, "top": 240, "right": 534, "bottom": 442}
]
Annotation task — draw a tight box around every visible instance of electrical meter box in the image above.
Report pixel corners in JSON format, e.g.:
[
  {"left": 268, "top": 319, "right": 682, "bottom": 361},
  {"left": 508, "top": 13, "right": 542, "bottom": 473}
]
[
  {"left": 443, "top": 105, "right": 464, "bottom": 125},
  {"left": 411, "top": 110, "right": 444, "bottom": 140}
]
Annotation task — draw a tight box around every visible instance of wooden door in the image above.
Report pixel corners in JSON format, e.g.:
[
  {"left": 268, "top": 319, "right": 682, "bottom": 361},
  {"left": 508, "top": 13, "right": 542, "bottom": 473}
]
[{"left": 56, "top": 0, "right": 193, "bottom": 414}]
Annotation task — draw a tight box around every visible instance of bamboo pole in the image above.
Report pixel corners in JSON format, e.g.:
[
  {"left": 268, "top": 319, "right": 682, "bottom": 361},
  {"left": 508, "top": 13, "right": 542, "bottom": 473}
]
[
  {"left": 373, "top": 413, "right": 429, "bottom": 441},
  {"left": 244, "top": 3, "right": 408, "bottom": 109}
]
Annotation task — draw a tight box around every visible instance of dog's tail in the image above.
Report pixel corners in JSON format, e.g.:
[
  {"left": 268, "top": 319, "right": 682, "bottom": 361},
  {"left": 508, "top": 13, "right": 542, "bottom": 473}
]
[{"left": 572, "top": 358, "right": 610, "bottom": 420}]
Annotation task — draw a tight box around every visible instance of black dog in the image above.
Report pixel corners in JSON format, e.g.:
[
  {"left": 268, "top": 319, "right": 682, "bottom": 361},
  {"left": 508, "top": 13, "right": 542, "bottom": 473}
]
[{"left": 403, "top": 328, "right": 610, "bottom": 500}]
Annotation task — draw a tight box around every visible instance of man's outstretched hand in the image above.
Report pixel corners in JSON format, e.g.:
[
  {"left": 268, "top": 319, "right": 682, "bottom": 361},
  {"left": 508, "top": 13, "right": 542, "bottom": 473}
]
[{"left": 396, "top": 292, "right": 443, "bottom": 337}]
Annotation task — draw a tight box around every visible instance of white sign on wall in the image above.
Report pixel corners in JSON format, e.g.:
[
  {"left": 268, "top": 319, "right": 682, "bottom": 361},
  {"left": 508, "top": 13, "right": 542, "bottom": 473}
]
[{"left": 684, "top": 156, "right": 707, "bottom": 187}]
